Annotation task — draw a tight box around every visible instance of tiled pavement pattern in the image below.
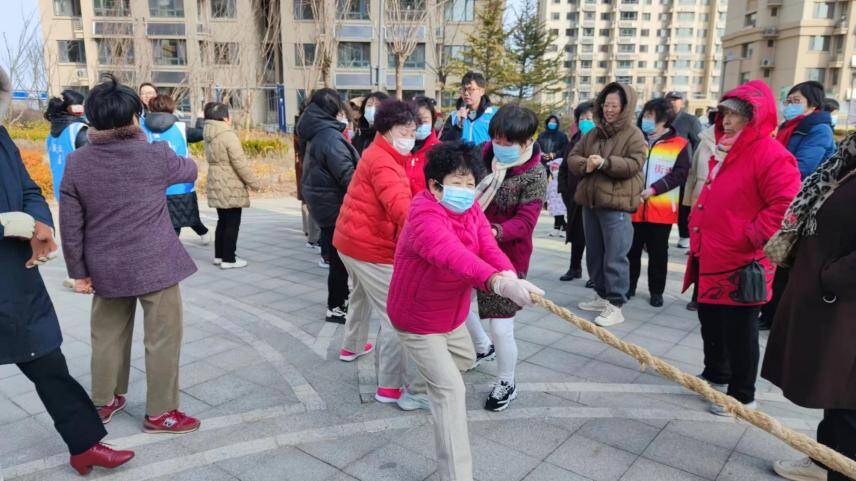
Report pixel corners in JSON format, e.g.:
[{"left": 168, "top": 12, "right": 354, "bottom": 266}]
[{"left": 0, "top": 197, "right": 821, "bottom": 481}]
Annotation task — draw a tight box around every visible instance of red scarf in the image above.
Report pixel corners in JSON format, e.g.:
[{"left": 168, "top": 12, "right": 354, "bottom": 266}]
[{"left": 776, "top": 113, "right": 808, "bottom": 148}]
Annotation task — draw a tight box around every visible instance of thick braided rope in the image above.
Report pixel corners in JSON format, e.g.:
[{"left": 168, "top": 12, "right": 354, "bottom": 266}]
[{"left": 531, "top": 294, "right": 856, "bottom": 479}]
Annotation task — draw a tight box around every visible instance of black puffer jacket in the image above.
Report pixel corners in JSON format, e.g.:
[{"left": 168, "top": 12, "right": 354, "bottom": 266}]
[
  {"left": 351, "top": 117, "right": 376, "bottom": 156},
  {"left": 297, "top": 103, "right": 359, "bottom": 227},
  {"left": 536, "top": 114, "right": 569, "bottom": 164},
  {"left": 49, "top": 114, "right": 88, "bottom": 149}
]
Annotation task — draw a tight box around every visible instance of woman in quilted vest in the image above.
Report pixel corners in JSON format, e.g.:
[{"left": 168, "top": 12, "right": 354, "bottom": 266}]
[
  {"left": 627, "top": 98, "right": 690, "bottom": 308},
  {"left": 464, "top": 104, "right": 547, "bottom": 413}
]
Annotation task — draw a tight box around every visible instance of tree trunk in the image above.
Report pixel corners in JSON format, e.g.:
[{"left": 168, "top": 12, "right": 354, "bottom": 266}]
[{"left": 395, "top": 54, "right": 404, "bottom": 100}]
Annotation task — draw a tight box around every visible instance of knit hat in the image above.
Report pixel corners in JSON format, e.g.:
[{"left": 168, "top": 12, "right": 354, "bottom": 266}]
[{"left": 717, "top": 97, "right": 753, "bottom": 120}]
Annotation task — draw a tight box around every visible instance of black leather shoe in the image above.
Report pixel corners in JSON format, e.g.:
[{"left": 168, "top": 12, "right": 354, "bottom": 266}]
[
  {"left": 559, "top": 268, "right": 582, "bottom": 282},
  {"left": 627, "top": 289, "right": 636, "bottom": 299},
  {"left": 758, "top": 317, "right": 772, "bottom": 331},
  {"left": 585, "top": 279, "right": 594, "bottom": 289},
  {"left": 650, "top": 294, "right": 664, "bottom": 307},
  {"left": 686, "top": 300, "right": 699, "bottom": 311}
]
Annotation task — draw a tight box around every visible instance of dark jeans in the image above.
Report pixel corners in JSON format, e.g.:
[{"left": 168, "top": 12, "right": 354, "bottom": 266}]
[
  {"left": 553, "top": 215, "right": 566, "bottom": 230},
  {"left": 816, "top": 409, "right": 856, "bottom": 481},
  {"left": 16, "top": 348, "right": 107, "bottom": 455},
  {"left": 758, "top": 266, "right": 790, "bottom": 326},
  {"left": 567, "top": 209, "right": 586, "bottom": 271},
  {"left": 628, "top": 222, "right": 672, "bottom": 296},
  {"left": 319, "top": 225, "right": 349, "bottom": 309},
  {"left": 678, "top": 185, "right": 690, "bottom": 239},
  {"left": 698, "top": 304, "right": 761, "bottom": 404},
  {"left": 175, "top": 220, "right": 209, "bottom": 237},
  {"left": 215, "top": 208, "right": 242, "bottom": 263}
]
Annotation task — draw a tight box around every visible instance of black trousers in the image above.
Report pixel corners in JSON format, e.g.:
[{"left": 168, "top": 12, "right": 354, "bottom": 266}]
[
  {"left": 758, "top": 266, "right": 790, "bottom": 326},
  {"left": 175, "top": 220, "right": 209, "bottom": 237},
  {"left": 678, "top": 186, "right": 690, "bottom": 239},
  {"left": 319, "top": 225, "right": 349, "bottom": 309},
  {"left": 567, "top": 209, "right": 586, "bottom": 271},
  {"left": 627, "top": 222, "right": 672, "bottom": 296},
  {"left": 816, "top": 409, "right": 856, "bottom": 481},
  {"left": 214, "top": 208, "right": 242, "bottom": 263},
  {"left": 698, "top": 304, "right": 761, "bottom": 404},
  {"left": 553, "top": 215, "right": 566, "bottom": 230},
  {"left": 16, "top": 348, "right": 106, "bottom": 455}
]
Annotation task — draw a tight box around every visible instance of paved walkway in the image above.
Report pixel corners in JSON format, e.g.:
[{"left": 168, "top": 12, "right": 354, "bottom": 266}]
[{"left": 0, "top": 198, "right": 819, "bottom": 481}]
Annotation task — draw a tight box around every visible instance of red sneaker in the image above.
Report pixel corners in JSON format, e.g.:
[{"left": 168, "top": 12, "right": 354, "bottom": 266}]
[
  {"left": 143, "top": 410, "right": 201, "bottom": 434},
  {"left": 69, "top": 443, "right": 135, "bottom": 475},
  {"left": 339, "top": 343, "right": 374, "bottom": 362},
  {"left": 375, "top": 387, "right": 403, "bottom": 403},
  {"left": 97, "top": 395, "right": 126, "bottom": 424}
]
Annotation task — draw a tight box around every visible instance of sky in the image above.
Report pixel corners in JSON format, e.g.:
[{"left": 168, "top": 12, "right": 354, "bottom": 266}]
[{"left": 0, "top": 0, "right": 39, "bottom": 43}]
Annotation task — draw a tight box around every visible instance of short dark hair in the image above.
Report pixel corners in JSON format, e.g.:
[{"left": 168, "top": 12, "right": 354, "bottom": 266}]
[
  {"left": 574, "top": 101, "right": 594, "bottom": 122},
  {"left": 424, "top": 141, "right": 486, "bottom": 190},
  {"left": 360, "top": 91, "right": 390, "bottom": 117},
  {"left": 600, "top": 83, "right": 627, "bottom": 110},
  {"left": 373, "top": 99, "right": 419, "bottom": 134},
  {"left": 461, "top": 71, "right": 486, "bottom": 89},
  {"left": 488, "top": 104, "right": 538, "bottom": 144},
  {"left": 44, "top": 89, "right": 85, "bottom": 121},
  {"left": 204, "top": 102, "right": 230, "bottom": 121},
  {"left": 823, "top": 97, "right": 840, "bottom": 112},
  {"left": 787, "top": 81, "right": 825, "bottom": 109},
  {"left": 410, "top": 95, "right": 437, "bottom": 123},
  {"left": 138, "top": 82, "right": 157, "bottom": 93},
  {"left": 84, "top": 74, "right": 143, "bottom": 130},
  {"left": 309, "top": 88, "right": 347, "bottom": 119},
  {"left": 638, "top": 98, "right": 676, "bottom": 128},
  {"left": 149, "top": 94, "right": 176, "bottom": 114}
]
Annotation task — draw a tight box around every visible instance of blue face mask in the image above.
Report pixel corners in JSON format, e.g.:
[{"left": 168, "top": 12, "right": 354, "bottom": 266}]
[
  {"left": 641, "top": 118, "right": 657, "bottom": 134},
  {"left": 439, "top": 184, "right": 476, "bottom": 214},
  {"left": 415, "top": 123, "right": 432, "bottom": 140},
  {"left": 578, "top": 119, "right": 596, "bottom": 135},
  {"left": 783, "top": 103, "right": 804, "bottom": 121},
  {"left": 492, "top": 142, "right": 522, "bottom": 165},
  {"left": 831, "top": 115, "right": 838, "bottom": 127},
  {"left": 547, "top": 122, "right": 558, "bottom": 131}
]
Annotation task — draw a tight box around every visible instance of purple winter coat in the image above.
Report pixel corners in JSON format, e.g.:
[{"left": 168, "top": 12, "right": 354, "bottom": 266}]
[{"left": 60, "top": 125, "right": 198, "bottom": 298}]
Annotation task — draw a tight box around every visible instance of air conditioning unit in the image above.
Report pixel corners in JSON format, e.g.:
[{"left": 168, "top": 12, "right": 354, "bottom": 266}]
[
  {"left": 850, "top": 55, "right": 856, "bottom": 68},
  {"left": 760, "top": 58, "right": 774, "bottom": 68},
  {"left": 75, "top": 68, "right": 87, "bottom": 79}
]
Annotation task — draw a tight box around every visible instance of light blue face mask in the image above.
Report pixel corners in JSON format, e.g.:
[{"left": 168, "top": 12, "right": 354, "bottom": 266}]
[
  {"left": 547, "top": 122, "right": 558, "bottom": 131},
  {"left": 415, "top": 123, "right": 432, "bottom": 140},
  {"left": 783, "top": 103, "right": 804, "bottom": 121},
  {"left": 641, "top": 118, "right": 657, "bottom": 134},
  {"left": 831, "top": 115, "right": 838, "bottom": 127},
  {"left": 578, "top": 119, "right": 596, "bottom": 135},
  {"left": 439, "top": 184, "right": 476, "bottom": 214},
  {"left": 492, "top": 142, "right": 522, "bottom": 165}
]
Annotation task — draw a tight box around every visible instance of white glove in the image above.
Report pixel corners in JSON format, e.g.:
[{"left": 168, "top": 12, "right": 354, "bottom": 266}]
[
  {"left": 492, "top": 276, "right": 545, "bottom": 307},
  {"left": 498, "top": 270, "right": 518, "bottom": 279},
  {"left": 0, "top": 212, "right": 35, "bottom": 239}
]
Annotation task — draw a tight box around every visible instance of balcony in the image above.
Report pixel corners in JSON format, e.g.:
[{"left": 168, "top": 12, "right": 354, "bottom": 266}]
[
  {"left": 761, "top": 27, "right": 778, "bottom": 38},
  {"left": 766, "top": 0, "right": 782, "bottom": 5},
  {"left": 196, "top": 23, "right": 211, "bottom": 36},
  {"left": 146, "top": 23, "right": 186, "bottom": 37},
  {"left": 830, "top": 54, "right": 844, "bottom": 69},
  {"left": 338, "top": 24, "right": 375, "bottom": 40},
  {"left": 92, "top": 21, "right": 134, "bottom": 36},
  {"left": 833, "top": 19, "right": 849, "bottom": 35}
]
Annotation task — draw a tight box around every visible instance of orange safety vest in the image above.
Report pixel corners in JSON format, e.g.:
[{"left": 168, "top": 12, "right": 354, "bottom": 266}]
[{"left": 632, "top": 135, "right": 688, "bottom": 224}]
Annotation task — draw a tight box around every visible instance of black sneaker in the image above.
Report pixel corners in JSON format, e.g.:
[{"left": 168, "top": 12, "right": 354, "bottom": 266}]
[
  {"left": 585, "top": 279, "right": 595, "bottom": 289},
  {"left": 484, "top": 381, "right": 517, "bottom": 412},
  {"left": 559, "top": 268, "right": 582, "bottom": 282},
  {"left": 473, "top": 345, "right": 496, "bottom": 368},
  {"left": 325, "top": 306, "right": 347, "bottom": 324},
  {"left": 686, "top": 300, "right": 699, "bottom": 311},
  {"left": 650, "top": 294, "right": 664, "bottom": 307}
]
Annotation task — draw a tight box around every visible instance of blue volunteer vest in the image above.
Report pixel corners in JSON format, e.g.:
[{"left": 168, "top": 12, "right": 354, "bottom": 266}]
[
  {"left": 141, "top": 122, "right": 194, "bottom": 196},
  {"left": 451, "top": 106, "right": 495, "bottom": 145},
  {"left": 46, "top": 122, "right": 85, "bottom": 202}
]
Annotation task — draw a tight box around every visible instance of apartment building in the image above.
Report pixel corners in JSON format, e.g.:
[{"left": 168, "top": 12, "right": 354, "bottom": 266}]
[
  {"left": 722, "top": 0, "right": 854, "bottom": 113},
  {"left": 540, "top": 0, "right": 726, "bottom": 115},
  {"left": 40, "top": 0, "right": 479, "bottom": 128}
]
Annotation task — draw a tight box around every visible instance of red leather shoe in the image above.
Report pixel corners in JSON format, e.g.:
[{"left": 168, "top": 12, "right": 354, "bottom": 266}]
[
  {"left": 97, "top": 395, "right": 126, "bottom": 424},
  {"left": 69, "top": 443, "right": 134, "bottom": 475},
  {"left": 143, "top": 410, "right": 201, "bottom": 434}
]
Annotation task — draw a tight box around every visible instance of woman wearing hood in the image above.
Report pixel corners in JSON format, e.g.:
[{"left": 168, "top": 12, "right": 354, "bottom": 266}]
[
  {"left": 45, "top": 89, "right": 88, "bottom": 202},
  {"left": 569, "top": 82, "right": 647, "bottom": 328},
  {"left": 682, "top": 80, "right": 801, "bottom": 415},
  {"left": 351, "top": 91, "right": 389, "bottom": 155},
  {"left": 538, "top": 114, "right": 570, "bottom": 236}
]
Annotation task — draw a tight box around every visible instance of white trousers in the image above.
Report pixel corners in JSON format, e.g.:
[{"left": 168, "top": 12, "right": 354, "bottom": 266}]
[{"left": 465, "top": 310, "right": 518, "bottom": 384}]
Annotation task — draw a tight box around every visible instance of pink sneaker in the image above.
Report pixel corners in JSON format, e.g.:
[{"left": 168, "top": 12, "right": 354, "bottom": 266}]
[
  {"left": 375, "top": 387, "right": 403, "bottom": 403},
  {"left": 339, "top": 343, "right": 374, "bottom": 362}
]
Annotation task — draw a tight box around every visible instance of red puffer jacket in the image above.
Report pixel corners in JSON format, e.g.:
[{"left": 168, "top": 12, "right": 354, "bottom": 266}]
[
  {"left": 407, "top": 130, "right": 440, "bottom": 194},
  {"left": 334, "top": 133, "right": 413, "bottom": 264},
  {"left": 682, "top": 80, "right": 801, "bottom": 306}
]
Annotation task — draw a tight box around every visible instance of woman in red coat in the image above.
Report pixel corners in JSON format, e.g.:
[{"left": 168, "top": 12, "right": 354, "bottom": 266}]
[
  {"left": 682, "top": 80, "right": 801, "bottom": 415},
  {"left": 408, "top": 95, "right": 441, "bottom": 194}
]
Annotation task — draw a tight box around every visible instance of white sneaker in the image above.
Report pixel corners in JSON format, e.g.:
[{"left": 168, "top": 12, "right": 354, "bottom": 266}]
[
  {"left": 549, "top": 228, "right": 562, "bottom": 237},
  {"left": 397, "top": 390, "right": 430, "bottom": 411},
  {"left": 677, "top": 237, "right": 690, "bottom": 249},
  {"left": 594, "top": 303, "right": 624, "bottom": 327},
  {"left": 709, "top": 400, "right": 757, "bottom": 417},
  {"left": 578, "top": 294, "right": 610, "bottom": 312},
  {"left": 213, "top": 258, "right": 222, "bottom": 265},
  {"left": 220, "top": 257, "right": 248, "bottom": 269},
  {"left": 200, "top": 232, "right": 212, "bottom": 245},
  {"left": 318, "top": 259, "right": 330, "bottom": 269},
  {"left": 773, "top": 457, "right": 828, "bottom": 481}
]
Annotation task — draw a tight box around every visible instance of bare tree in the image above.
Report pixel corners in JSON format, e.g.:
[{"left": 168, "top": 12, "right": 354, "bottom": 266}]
[
  {"left": 303, "top": 0, "right": 352, "bottom": 89},
  {"left": 0, "top": 8, "right": 50, "bottom": 117},
  {"left": 425, "top": 1, "right": 464, "bottom": 101},
  {"left": 386, "top": 0, "right": 446, "bottom": 99}
]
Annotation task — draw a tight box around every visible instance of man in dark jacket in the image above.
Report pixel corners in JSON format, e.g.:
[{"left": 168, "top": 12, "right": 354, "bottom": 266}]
[
  {"left": 296, "top": 88, "right": 359, "bottom": 323},
  {"left": 665, "top": 91, "right": 702, "bottom": 249}
]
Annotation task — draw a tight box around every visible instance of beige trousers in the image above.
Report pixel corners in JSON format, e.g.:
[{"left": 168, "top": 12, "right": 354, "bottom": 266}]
[
  {"left": 90, "top": 284, "right": 183, "bottom": 417},
  {"left": 397, "top": 323, "right": 476, "bottom": 481}
]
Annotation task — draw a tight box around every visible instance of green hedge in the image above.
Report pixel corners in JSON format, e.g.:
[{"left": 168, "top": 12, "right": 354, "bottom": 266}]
[
  {"left": 8, "top": 122, "right": 50, "bottom": 143},
  {"left": 189, "top": 136, "right": 288, "bottom": 158}
]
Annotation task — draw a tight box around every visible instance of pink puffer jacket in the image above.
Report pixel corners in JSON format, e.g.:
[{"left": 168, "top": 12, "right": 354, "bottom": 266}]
[{"left": 388, "top": 190, "right": 514, "bottom": 335}]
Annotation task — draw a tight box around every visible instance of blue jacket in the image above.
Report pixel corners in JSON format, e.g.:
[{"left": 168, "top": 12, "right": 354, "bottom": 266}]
[
  {"left": 440, "top": 97, "right": 496, "bottom": 146},
  {"left": 0, "top": 126, "right": 62, "bottom": 364},
  {"left": 785, "top": 110, "right": 836, "bottom": 179}
]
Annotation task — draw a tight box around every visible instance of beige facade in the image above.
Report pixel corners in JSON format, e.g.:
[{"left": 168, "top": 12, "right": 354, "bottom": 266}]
[
  {"left": 39, "top": 0, "right": 479, "bottom": 128},
  {"left": 541, "top": 0, "right": 726, "bottom": 115},
  {"left": 722, "top": 0, "right": 854, "bottom": 116}
]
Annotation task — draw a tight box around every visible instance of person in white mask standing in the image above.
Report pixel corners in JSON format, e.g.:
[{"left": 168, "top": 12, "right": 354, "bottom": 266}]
[
  {"left": 351, "top": 91, "right": 390, "bottom": 155},
  {"left": 333, "top": 99, "right": 429, "bottom": 411}
]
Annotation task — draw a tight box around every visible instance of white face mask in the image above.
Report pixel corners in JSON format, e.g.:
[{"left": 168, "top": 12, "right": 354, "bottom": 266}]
[
  {"left": 364, "top": 106, "right": 376, "bottom": 125},
  {"left": 393, "top": 137, "right": 415, "bottom": 154}
]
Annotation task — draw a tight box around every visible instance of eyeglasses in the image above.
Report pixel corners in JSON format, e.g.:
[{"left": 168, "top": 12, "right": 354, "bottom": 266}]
[{"left": 460, "top": 87, "right": 482, "bottom": 95}]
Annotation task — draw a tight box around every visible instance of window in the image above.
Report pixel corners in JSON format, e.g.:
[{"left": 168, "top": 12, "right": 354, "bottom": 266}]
[
  {"left": 550, "top": 28, "right": 559, "bottom": 35},
  {"left": 617, "top": 60, "right": 633, "bottom": 68},
  {"left": 149, "top": 0, "right": 183, "bottom": 16},
  {"left": 620, "top": 11, "right": 637, "bottom": 20},
  {"left": 601, "top": 12, "right": 612, "bottom": 20},
  {"left": 697, "top": 29, "right": 707, "bottom": 38},
  {"left": 700, "top": 13, "right": 708, "bottom": 21},
  {"left": 693, "top": 76, "right": 704, "bottom": 85},
  {"left": 582, "top": 28, "right": 594, "bottom": 36},
  {"left": 567, "top": 12, "right": 578, "bottom": 20},
  {"left": 57, "top": 40, "right": 86, "bottom": 63},
  {"left": 96, "top": 39, "right": 134, "bottom": 64},
  {"left": 152, "top": 39, "right": 187, "bottom": 65},
  {"left": 764, "top": 69, "right": 771, "bottom": 78},
  {"left": 616, "top": 75, "right": 632, "bottom": 84},
  {"left": 677, "top": 12, "right": 694, "bottom": 21},
  {"left": 551, "top": 12, "right": 560, "bottom": 20},
  {"left": 672, "top": 75, "right": 689, "bottom": 85},
  {"left": 342, "top": 0, "right": 370, "bottom": 20},
  {"left": 584, "top": 11, "right": 595, "bottom": 20},
  {"left": 658, "top": 13, "right": 669, "bottom": 21},
  {"left": 640, "top": 29, "right": 649, "bottom": 36},
  {"left": 388, "top": 44, "right": 425, "bottom": 69},
  {"left": 598, "top": 45, "right": 609, "bottom": 53},
  {"left": 770, "top": 7, "right": 778, "bottom": 16},
  {"left": 338, "top": 42, "right": 370, "bottom": 68},
  {"left": 830, "top": 68, "right": 839, "bottom": 86},
  {"left": 744, "top": 12, "right": 756, "bottom": 27},
  {"left": 53, "top": 0, "right": 81, "bottom": 16},
  {"left": 581, "top": 44, "right": 593, "bottom": 52},
  {"left": 676, "top": 27, "right": 693, "bottom": 37},
  {"left": 581, "top": 60, "right": 592, "bottom": 68},
  {"left": 599, "top": 29, "right": 610, "bottom": 37},
  {"left": 596, "top": 76, "right": 607, "bottom": 83},
  {"left": 654, "top": 60, "right": 665, "bottom": 68},
  {"left": 93, "top": 0, "right": 130, "bottom": 16},
  {"left": 443, "top": 45, "right": 466, "bottom": 61},
  {"left": 211, "top": 0, "right": 236, "bottom": 17},
  {"left": 640, "top": 44, "right": 648, "bottom": 52},
  {"left": 814, "top": 2, "right": 834, "bottom": 19},
  {"left": 809, "top": 35, "right": 831, "bottom": 51},
  {"left": 212, "top": 42, "right": 239, "bottom": 64},
  {"left": 767, "top": 40, "right": 775, "bottom": 47},
  {"left": 566, "top": 28, "right": 576, "bottom": 36},
  {"left": 738, "top": 71, "right": 750, "bottom": 84},
  {"left": 580, "top": 76, "right": 591, "bottom": 83},
  {"left": 807, "top": 68, "right": 826, "bottom": 83},
  {"left": 598, "top": 60, "right": 607, "bottom": 68},
  {"left": 294, "top": 0, "right": 313, "bottom": 19},
  {"left": 693, "top": 60, "right": 705, "bottom": 68},
  {"left": 619, "top": 28, "right": 636, "bottom": 37},
  {"left": 636, "top": 76, "right": 645, "bottom": 83},
  {"left": 674, "top": 60, "right": 690, "bottom": 68},
  {"left": 643, "top": 12, "right": 651, "bottom": 20},
  {"left": 618, "top": 44, "right": 635, "bottom": 52},
  {"left": 674, "top": 44, "right": 691, "bottom": 53},
  {"left": 695, "top": 45, "right": 706, "bottom": 54},
  {"left": 835, "top": 35, "right": 845, "bottom": 54},
  {"left": 637, "top": 61, "right": 646, "bottom": 68},
  {"left": 656, "top": 44, "right": 668, "bottom": 53}
]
